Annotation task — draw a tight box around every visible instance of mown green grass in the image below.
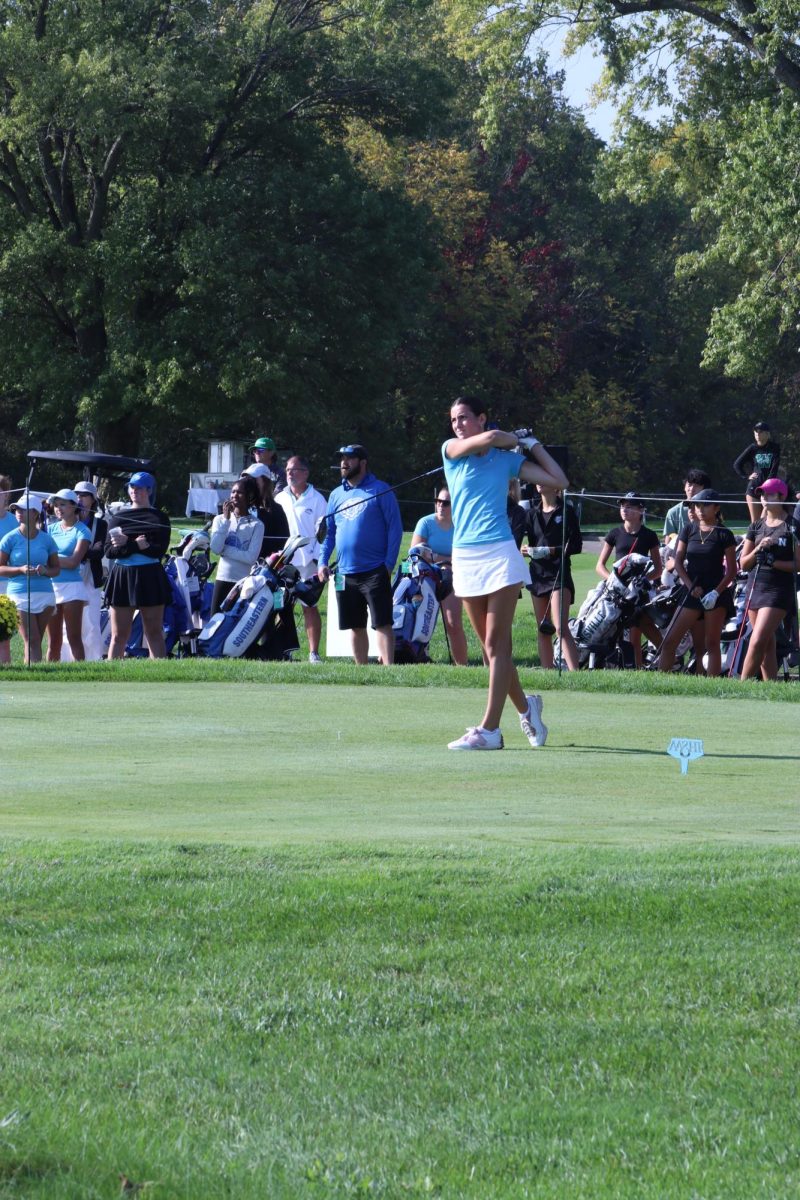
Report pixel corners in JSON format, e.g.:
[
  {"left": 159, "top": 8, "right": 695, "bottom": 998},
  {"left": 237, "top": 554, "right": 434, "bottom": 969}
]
[{"left": 2, "top": 842, "right": 799, "bottom": 1198}]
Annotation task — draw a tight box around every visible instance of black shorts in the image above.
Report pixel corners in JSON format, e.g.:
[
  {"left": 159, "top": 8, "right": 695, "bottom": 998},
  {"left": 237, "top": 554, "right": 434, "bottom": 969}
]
[
  {"left": 336, "top": 567, "right": 393, "bottom": 630},
  {"left": 106, "top": 562, "right": 172, "bottom": 609},
  {"left": 527, "top": 569, "right": 575, "bottom": 602}
]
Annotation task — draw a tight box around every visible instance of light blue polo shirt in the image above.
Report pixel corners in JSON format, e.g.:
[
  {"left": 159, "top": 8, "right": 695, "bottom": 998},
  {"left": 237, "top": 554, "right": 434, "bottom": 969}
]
[{"left": 442, "top": 441, "right": 522, "bottom": 548}]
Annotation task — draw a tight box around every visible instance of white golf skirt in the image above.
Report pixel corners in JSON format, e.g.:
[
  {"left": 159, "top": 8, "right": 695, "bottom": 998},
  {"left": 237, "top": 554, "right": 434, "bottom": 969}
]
[
  {"left": 452, "top": 537, "right": 528, "bottom": 598},
  {"left": 53, "top": 580, "right": 90, "bottom": 606},
  {"left": 10, "top": 591, "right": 56, "bottom": 614}
]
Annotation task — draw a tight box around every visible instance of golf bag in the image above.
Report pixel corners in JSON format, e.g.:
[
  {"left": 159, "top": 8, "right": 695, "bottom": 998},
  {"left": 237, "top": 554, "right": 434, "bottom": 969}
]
[
  {"left": 391, "top": 551, "right": 453, "bottom": 664},
  {"left": 563, "top": 552, "right": 654, "bottom": 669},
  {"left": 168, "top": 528, "right": 214, "bottom": 630},
  {"left": 198, "top": 535, "right": 322, "bottom": 660}
]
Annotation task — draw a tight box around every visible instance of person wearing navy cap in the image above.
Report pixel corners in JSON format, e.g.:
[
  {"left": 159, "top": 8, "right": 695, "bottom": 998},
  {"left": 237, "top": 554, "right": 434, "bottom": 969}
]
[
  {"left": 104, "top": 472, "right": 172, "bottom": 658},
  {"left": 318, "top": 444, "right": 402, "bottom": 665}
]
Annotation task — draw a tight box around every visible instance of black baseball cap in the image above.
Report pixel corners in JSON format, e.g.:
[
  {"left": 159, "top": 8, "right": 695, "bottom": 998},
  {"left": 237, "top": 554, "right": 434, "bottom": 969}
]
[
  {"left": 692, "top": 488, "right": 720, "bottom": 504},
  {"left": 620, "top": 491, "right": 645, "bottom": 508},
  {"left": 338, "top": 444, "right": 367, "bottom": 459},
  {"left": 753, "top": 421, "right": 770, "bottom": 432}
]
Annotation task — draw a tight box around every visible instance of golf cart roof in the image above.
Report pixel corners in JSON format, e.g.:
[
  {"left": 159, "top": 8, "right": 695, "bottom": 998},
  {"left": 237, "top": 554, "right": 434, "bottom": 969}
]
[{"left": 27, "top": 450, "right": 153, "bottom": 478}]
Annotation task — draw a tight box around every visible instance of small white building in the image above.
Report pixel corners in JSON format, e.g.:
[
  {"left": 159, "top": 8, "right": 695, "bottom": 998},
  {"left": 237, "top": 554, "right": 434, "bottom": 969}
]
[{"left": 187, "top": 437, "right": 251, "bottom": 515}]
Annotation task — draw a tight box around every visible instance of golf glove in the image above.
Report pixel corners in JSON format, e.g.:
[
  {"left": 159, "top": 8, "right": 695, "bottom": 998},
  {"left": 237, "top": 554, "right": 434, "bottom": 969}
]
[
  {"left": 700, "top": 589, "right": 718, "bottom": 610},
  {"left": 528, "top": 546, "right": 551, "bottom": 560},
  {"left": 517, "top": 436, "right": 540, "bottom": 453}
]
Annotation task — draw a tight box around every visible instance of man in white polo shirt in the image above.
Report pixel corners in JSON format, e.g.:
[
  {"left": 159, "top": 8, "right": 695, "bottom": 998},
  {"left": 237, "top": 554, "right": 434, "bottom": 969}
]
[{"left": 275, "top": 455, "right": 327, "bottom": 662}]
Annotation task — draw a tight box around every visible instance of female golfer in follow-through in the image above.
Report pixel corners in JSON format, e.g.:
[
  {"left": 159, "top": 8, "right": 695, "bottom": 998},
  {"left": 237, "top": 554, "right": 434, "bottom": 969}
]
[{"left": 443, "top": 396, "right": 569, "bottom": 751}]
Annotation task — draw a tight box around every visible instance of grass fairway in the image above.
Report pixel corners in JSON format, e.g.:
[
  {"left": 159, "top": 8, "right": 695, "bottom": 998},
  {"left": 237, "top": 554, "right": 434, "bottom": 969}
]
[
  {"left": 2, "top": 682, "right": 799, "bottom": 845},
  {"left": 2, "top": 681, "right": 800, "bottom": 1197}
]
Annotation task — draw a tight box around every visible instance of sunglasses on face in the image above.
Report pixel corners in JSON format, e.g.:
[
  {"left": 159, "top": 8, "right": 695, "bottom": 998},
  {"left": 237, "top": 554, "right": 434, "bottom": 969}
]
[{"left": 436, "top": 499, "right": 451, "bottom": 506}]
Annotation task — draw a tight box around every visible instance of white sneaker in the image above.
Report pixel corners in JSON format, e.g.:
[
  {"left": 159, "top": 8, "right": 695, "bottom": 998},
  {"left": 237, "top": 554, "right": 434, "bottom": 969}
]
[
  {"left": 520, "top": 695, "right": 548, "bottom": 747},
  {"left": 448, "top": 726, "right": 504, "bottom": 751},
  {"left": 309, "top": 651, "right": 323, "bottom": 664}
]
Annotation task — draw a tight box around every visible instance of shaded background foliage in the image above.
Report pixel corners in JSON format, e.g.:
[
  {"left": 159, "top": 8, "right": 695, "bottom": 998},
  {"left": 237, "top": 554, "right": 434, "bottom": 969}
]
[{"left": 1, "top": 0, "right": 797, "bottom": 512}]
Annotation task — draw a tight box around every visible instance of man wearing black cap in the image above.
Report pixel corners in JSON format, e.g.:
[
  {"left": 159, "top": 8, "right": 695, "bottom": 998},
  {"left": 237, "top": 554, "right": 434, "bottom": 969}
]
[
  {"left": 250, "top": 437, "right": 286, "bottom": 492},
  {"left": 733, "top": 422, "right": 780, "bottom": 523},
  {"left": 318, "top": 444, "right": 403, "bottom": 665}
]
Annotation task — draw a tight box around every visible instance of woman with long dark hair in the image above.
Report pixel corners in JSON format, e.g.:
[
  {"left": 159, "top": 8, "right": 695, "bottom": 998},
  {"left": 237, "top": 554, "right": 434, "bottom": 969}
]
[
  {"left": 525, "top": 483, "right": 582, "bottom": 671},
  {"left": 209, "top": 476, "right": 265, "bottom": 614},
  {"left": 443, "top": 396, "right": 568, "bottom": 750},
  {"left": 739, "top": 478, "right": 800, "bottom": 680}
]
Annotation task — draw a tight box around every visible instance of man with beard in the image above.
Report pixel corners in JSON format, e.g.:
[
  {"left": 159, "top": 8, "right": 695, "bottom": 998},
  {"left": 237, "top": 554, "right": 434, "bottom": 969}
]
[{"left": 318, "top": 444, "right": 402, "bottom": 665}]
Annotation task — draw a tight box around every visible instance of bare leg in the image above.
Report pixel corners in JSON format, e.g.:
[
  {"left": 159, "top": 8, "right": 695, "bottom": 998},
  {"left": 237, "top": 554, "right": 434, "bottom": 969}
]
[
  {"left": 659, "top": 608, "right": 701, "bottom": 673},
  {"left": 109, "top": 606, "right": 135, "bottom": 659},
  {"left": 19, "top": 608, "right": 54, "bottom": 664},
  {"left": 350, "top": 627, "right": 369, "bottom": 664},
  {"left": 375, "top": 624, "right": 394, "bottom": 666},
  {"left": 702, "top": 607, "right": 726, "bottom": 677},
  {"left": 532, "top": 593, "right": 555, "bottom": 669},
  {"left": 440, "top": 593, "right": 468, "bottom": 665},
  {"left": 463, "top": 586, "right": 526, "bottom": 731},
  {"left": 63, "top": 600, "right": 86, "bottom": 661},
  {"left": 46, "top": 605, "right": 64, "bottom": 662},
  {"left": 139, "top": 606, "right": 166, "bottom": 659},
  {"left": 746, "top": 493, "right": 759, "bottom": 524},
  {"left": 0, "top": 638, "right": 10, "bottom": 665},
  {"left": 302, "top": 604, "right": 322, "bottom": 655},
  {"left": 742, "top": 607, "right": 785, "bottom": 680},
  {"left": 551, "top": 587, "right": 580, "bottom": 671}
]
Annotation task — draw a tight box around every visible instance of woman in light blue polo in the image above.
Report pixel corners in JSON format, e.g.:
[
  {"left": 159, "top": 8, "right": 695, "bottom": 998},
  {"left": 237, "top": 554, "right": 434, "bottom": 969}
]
[
  {"left": 443, "top": 396, "right": 569, "bottom": 751},
  {"left": 410, "top": 486, "right": 468, "bottom": 666},
  {"left": 0, "top": 493, "right": 60, "bottom": 663},
  {"left": 46, "top": 489, "right": 91, "bottom": 661},
  {"left": 0, "top": 474, "right": 17, "bottom": 664}
]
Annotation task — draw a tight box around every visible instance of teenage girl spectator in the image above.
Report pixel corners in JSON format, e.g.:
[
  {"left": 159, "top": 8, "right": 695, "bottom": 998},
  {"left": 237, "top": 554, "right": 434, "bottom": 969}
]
[
  {"left": 209, "top": 477, "right": 265, "bottom": 614},
  {"left": 733, "top": 421, "right": 781, "bottom": 524},
  {"left": 45, "top": 489, "right": 91, "bottom": 662},
  {"left": 506, "top": 479, "right": 528, "bottom": 548},
  {"left": 242, "top": 464, "right": 290, "bottom": 557},
  {"left": 524, "top": 483, "right": 582, "bottom": 671},
  {"left": 443, "top": 396, "right": 569, "bottom": 751},
  {"left": 73, "top": 481, "right": 108, "bottom": 661},
  {"left": 739, "top": 478, "right": 800, "bottom": 680},
  {"left": 0, "top": 494, "right": 60, "bottom": 663},
  {"left": 596, "top": 493, "right": 662, "bottom": 668},
  {"left": 663, "top": 469, "right": 712, "bottom": 543},
  {"left": 0, "top": 475, "right": 16, "bottom": 664},
  {"left": 104, "top": 472, "right": 171, "bottom": 659},
  {"left": 657, "top": 489, "right": 737, "bottom": 675},
  {"left": 410, "top": 486, "right": 468, "bottom": 666}
]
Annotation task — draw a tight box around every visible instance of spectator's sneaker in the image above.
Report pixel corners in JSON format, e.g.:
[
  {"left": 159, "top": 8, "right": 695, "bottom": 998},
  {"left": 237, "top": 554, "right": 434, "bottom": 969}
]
[
  {"left": 520, "top": 695, "right": 548, "bottom": 747},
  {"left": 309, "top": 651, "right": 323, "bottom": 664},
  {"left": 448, "top": 726, "right": 504, "bottom": 751}
]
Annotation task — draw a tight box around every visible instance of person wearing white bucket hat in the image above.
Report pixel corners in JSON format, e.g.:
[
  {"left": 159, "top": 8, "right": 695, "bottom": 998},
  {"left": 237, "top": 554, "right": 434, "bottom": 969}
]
[
  {"left": 45, "top": 489, "right": 92, "bottom": 661},
  {"left": 0, "top": 493, "right": 60, "bottom": 662}
]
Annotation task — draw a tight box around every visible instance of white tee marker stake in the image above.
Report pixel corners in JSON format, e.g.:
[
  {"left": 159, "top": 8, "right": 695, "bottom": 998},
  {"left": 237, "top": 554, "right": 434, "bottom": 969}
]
[{"left": 667, "top": 738, "right": 704, "bottom": 775}]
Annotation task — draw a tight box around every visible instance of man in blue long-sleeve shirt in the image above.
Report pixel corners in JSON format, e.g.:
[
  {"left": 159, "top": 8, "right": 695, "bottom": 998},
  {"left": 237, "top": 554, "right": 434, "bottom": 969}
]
[{"left": 318, "top": 444, "right": 402, "bottom": 664}]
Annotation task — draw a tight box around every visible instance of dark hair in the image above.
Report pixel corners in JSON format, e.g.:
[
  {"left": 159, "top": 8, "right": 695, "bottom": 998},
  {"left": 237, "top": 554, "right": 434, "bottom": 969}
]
[
  {"left": 232, "top": 475, "right": 260, "bottom": 510},
  {"left": 685, "top": 468, "right": 711, "bottom": 488},
  {"left": 0, "top": 475, "right": 11, "bottom": 493},
  {"left": 450, "top": 395, "right": 486, "bottom": 419},
  {"left": 288, "top": 455, "right": 310, "bottom": 471}
]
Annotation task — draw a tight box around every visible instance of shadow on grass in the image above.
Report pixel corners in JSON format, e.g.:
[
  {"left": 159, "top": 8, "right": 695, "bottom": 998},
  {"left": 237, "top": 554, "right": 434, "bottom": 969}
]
[{"left": 558, "top": 743, "right": 800, "bottom": 762}]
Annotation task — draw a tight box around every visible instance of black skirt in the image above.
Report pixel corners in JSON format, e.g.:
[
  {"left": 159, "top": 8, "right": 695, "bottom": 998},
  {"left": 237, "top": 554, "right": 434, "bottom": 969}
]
[
  {"left": 750, "top": 581, "right": 795, "bottom": 613},
  {"left": 106, "top": 562, "right": 172, "bottom": 608}
]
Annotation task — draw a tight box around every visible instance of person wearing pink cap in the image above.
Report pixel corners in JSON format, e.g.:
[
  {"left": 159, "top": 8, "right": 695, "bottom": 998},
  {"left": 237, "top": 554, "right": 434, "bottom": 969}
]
[{"left": 739, "top": 478, "right": 800, "bottom": 680}]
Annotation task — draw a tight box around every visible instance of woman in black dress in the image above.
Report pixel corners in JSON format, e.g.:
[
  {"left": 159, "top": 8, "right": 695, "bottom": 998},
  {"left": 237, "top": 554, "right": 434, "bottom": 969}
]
[
  {"left": 739, "top": 478, "right": 800, "bottom": 680},
  {"left": 658, "top": 489, "right": 737, "bottom": 675},
  {"left": 105, "top": 472, "right": 172, "bottom": 658}
]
